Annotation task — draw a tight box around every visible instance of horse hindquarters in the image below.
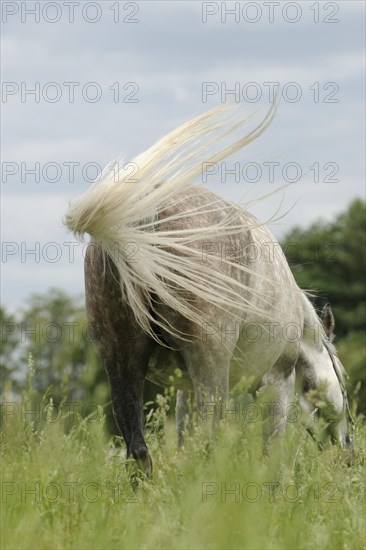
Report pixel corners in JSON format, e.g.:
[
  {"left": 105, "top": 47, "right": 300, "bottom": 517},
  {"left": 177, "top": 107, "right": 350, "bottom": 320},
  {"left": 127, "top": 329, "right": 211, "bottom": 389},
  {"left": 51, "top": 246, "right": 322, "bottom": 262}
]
[{"left": 85, "top": 243, "right": 155, "bottom": 476}]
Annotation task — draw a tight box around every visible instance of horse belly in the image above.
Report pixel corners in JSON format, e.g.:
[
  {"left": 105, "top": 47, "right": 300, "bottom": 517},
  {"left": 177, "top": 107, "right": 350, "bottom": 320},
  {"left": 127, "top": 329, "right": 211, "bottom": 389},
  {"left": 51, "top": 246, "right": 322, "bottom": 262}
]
[
  {"left": 146, "top": 346, "right": 193, "bottom": 390},
  {"left": 229, "top": 324, "right": 294, "bottom": 388}
]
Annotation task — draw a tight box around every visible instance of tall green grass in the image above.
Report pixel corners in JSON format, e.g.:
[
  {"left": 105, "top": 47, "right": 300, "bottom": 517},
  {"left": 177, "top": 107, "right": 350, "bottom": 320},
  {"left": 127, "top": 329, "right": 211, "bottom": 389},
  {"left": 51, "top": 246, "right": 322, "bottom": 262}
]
[{"left": 1, "top": 365, "right": 365, "bottom": 550}]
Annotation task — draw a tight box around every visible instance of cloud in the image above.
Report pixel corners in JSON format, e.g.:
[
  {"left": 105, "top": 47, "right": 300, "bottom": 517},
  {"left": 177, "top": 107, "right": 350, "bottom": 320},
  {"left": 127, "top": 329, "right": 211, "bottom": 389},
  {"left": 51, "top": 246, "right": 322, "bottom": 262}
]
[{"left": 1, "top": 1, "right": 365, "bottom": 308}]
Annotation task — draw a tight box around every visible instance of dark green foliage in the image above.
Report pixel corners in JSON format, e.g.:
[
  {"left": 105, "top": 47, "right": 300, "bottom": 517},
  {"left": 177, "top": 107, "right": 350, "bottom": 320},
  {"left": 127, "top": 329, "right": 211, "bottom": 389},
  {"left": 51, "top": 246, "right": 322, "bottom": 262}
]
[{"left": 282, "top": 199, "right": 366, "bottom": 335}]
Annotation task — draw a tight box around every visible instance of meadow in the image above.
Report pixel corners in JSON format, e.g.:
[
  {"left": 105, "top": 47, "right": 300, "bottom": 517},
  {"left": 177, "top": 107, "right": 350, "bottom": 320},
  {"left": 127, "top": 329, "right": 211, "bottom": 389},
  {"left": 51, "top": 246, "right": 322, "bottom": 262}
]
[{"left": 1, "top": 370, "right": 365, "bottom": 550}]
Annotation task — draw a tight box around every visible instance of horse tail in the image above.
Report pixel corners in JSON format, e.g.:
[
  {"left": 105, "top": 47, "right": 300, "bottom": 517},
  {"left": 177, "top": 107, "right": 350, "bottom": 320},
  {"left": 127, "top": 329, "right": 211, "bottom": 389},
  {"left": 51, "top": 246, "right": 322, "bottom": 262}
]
[{"left": 64, "top": 100, "right": 280, "bottom": 341}]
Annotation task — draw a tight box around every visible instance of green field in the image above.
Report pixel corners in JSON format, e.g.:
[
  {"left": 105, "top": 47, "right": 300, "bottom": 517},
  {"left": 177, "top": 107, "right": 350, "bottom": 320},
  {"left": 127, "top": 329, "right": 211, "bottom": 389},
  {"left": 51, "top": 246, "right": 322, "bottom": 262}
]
[{"left": 1, "top": 383, "right": 365, "bottom": 550}]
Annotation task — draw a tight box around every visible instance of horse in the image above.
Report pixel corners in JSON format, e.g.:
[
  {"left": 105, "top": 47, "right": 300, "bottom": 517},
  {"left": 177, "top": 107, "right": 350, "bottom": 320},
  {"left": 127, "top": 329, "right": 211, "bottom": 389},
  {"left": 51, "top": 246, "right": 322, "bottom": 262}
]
[{"left": 65, "top": 101, "right": 354, "bottom": 475}]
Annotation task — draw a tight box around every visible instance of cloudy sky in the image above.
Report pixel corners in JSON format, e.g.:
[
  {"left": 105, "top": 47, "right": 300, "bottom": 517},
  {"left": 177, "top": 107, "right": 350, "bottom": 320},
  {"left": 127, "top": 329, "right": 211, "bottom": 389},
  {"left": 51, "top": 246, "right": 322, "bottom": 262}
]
[{"left": 1, "top": 0, "right": 365, "bottom": 312}]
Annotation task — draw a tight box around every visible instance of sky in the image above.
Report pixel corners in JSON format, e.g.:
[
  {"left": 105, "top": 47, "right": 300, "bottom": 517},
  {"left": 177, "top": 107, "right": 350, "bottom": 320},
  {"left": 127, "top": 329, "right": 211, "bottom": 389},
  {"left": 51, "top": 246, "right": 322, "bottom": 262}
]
[{"left": 1, "top": 0, "right": 365, "bottom": 313}]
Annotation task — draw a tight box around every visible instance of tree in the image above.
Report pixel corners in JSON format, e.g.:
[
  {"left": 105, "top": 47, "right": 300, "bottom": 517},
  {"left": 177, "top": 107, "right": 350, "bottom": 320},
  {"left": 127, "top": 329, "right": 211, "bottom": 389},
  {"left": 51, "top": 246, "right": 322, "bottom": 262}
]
[
  {"left": 1, "top": 307, "right": 22, "bottom": 394},
  {"left": 282, "top": 199, "right": 365, "bottom": 335},
  {"left": 1, "top": 289, "right": 115, "bottom": 430}
]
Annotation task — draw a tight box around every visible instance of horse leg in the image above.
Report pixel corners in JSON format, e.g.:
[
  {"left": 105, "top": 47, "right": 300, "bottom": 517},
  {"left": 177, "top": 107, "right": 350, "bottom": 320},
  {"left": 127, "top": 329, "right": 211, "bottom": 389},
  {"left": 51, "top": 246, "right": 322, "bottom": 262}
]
[
  {"left": 85, "top": 243, "right": 155, "bottom": 477},
  {"left": 176, "top": 390, "right": 190, "bottom": 448},
  {"left": 181, "top": 344, "right": 230, "bottom": 441},
  {"left": 106, "top": 350, "right": 155, "bottom": 475},
  {"left": 257, "top": 351, "right": 297, "bottom": 452}
]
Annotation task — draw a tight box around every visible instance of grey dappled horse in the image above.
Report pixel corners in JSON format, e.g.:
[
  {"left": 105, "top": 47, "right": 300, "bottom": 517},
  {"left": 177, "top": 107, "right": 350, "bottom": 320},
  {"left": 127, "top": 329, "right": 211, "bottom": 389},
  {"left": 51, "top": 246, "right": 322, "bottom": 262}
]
[{"left": 65, "top": 103, "right": 354, "bottom": 475}]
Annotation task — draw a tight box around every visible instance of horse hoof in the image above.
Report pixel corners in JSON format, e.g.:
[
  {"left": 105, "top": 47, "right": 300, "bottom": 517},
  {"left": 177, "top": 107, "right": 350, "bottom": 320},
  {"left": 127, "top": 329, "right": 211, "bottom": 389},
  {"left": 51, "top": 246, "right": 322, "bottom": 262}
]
[{"left": 129, "top": 446, "right": 153, "bottom": 479}]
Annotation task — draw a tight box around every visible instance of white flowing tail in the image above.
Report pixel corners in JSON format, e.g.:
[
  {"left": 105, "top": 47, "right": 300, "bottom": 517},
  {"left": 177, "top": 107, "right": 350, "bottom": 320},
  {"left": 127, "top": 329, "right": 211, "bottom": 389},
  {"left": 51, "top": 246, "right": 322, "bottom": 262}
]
[{"left": 64, "top": 101, "right": 278, "bottom": 340}]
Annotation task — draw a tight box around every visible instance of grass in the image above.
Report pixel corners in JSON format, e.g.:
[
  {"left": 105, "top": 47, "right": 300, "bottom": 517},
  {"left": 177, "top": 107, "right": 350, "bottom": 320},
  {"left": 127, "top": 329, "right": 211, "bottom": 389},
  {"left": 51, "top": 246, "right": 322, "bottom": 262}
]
[{"left": 1, "top": 382, "right": 365, "bottom": 550}]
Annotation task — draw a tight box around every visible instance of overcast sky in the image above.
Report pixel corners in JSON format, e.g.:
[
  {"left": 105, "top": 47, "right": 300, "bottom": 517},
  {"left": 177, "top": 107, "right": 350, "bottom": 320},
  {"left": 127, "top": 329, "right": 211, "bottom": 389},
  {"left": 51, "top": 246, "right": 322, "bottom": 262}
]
[{"left": 1, "top": 0, "right": 365, "bottom": 312}]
